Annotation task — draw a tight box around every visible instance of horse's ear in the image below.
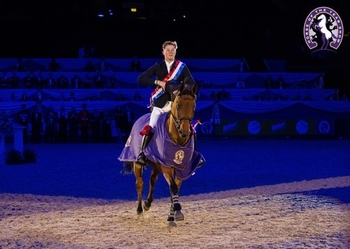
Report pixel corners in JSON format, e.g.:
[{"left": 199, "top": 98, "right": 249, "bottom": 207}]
[
  {"left": 182, "top": 77, "right": 198, "bottom": 96},
  {"left": 192, "top": 83, "right": 198, "bottom": 96},
  {"left": 178, "top": 81, "right": 185, "bottom": 93}
]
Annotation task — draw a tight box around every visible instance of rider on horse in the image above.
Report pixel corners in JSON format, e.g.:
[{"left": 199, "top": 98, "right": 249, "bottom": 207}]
[{"left": 136, "top": 41, "right": 203, "bottom": 166}]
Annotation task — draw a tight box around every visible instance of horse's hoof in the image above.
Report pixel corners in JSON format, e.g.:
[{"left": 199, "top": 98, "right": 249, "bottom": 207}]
[
  {"left": 143, "top": 201, "right": 151, "bottom": 211},
  {"left": 174, "top": 210, "right": 184, "bottom": 221}
]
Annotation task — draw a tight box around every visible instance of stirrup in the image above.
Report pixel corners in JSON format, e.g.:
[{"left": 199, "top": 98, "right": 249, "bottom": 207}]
[{"left": 136, "top": 152, "right": 147, "bottom": 165}]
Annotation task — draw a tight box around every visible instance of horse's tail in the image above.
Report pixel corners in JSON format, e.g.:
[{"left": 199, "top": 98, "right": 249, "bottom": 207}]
[{"left": 120, "top": 162, "right": 133, "bottom": 175}]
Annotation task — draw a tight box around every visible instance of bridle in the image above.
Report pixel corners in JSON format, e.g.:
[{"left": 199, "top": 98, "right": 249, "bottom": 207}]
[{"left": 170, "top": 94, "right": 196, "bottom": 138}]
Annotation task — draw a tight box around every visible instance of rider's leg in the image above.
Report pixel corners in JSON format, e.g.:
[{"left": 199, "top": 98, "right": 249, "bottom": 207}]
[
  {"left": 136, "top": 102, "right": 172, "bottom": 165},
  {"left": 136, "top": 107, "right": 161, "bottom": 165},
  {"left": 136, "top": 131, "right": 154, "bottom": 165}
]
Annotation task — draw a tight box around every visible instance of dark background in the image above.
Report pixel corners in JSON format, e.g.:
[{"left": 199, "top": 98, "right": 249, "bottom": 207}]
[
  {"left": 0, "top": 0, "right": 349, "bottom": 92},
  {"left": 0, "top": 0, "right": 349, "bottom": 59}
]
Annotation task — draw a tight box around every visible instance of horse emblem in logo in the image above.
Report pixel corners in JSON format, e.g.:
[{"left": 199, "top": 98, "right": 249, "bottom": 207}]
[
  {"left": 173, "top": 150, "right": 185, "bottom": 165},
  {"left": 303, "top": 6, "right": 344, "bottom": 52}
]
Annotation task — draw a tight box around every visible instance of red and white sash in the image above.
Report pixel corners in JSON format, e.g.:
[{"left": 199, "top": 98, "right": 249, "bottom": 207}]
[{"left": 150, "top": 60, "right": 185, "bottom": 106}]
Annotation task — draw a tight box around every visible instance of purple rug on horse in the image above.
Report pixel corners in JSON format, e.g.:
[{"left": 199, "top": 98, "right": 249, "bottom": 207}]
[{"left": 118, "top": 113, "right": 205, "bottom": 180}]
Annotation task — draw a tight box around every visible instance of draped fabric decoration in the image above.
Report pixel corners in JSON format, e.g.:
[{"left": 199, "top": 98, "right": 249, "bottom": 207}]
[{"left": 118, "top": 113, "right": 204, "bottom": 180}]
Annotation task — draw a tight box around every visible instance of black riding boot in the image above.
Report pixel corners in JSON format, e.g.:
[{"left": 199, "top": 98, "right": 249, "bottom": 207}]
[{"left": 136, "top": 133, "right": 154, "bottom": 165}]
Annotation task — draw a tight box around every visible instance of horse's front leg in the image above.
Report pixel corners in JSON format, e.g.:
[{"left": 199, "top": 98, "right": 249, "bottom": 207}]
[
  {"left": 133, "top": 162, "right": 144, "bottom": 214},
  {"left": 170, "top": 177, "right": 183, "bottom": 212},
  {"left": 165, "top": 174, "right": 184, "bottom": 222},
  {"left": 143, "top": 167, "right": 160, "bottom": 211},
  {"left": 173, "top": 177, "right": 184, "bottom": 221}
]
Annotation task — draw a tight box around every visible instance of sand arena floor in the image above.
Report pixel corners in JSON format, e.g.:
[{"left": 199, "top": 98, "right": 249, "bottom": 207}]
[{"left": 0, "top": 139, "right": 349, "bottom": 248}]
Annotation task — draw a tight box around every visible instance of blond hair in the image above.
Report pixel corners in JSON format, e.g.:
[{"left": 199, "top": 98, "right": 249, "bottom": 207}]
[{"left": 162, "top": 41, "right": 178, "bottom": 50}]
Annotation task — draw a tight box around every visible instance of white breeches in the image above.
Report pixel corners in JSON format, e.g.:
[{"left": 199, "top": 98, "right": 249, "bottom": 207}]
[{"left": 149, "top": 101, "right": 172, "bottom": 128}]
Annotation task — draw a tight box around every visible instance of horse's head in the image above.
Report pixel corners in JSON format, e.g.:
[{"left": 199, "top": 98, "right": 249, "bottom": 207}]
[{"left": 170, "top": 81, "right": 198, "bottom": 139}]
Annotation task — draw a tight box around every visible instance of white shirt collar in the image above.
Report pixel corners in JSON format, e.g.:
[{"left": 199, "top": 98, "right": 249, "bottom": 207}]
[{"left": 165, "top": 60, "right": 174, "bottom": 72}]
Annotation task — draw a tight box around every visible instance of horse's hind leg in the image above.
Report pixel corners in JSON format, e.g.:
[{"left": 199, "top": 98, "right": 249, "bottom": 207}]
[
  {"left": 143, "top": 167, "right": 160, "bottom": 211},
  {"left": 133, "top": 162, "right": 144, "bottom": 214}
]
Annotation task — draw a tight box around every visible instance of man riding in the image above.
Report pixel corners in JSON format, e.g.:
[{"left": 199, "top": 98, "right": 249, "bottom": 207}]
[{"left": 136, "top": 41, "right": 202, "bottom": 166}]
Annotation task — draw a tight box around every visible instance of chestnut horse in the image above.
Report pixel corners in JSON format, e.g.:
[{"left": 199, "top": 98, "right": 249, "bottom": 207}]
[{"left": 118, "top": 83, "right": 204, "bottom": 222}]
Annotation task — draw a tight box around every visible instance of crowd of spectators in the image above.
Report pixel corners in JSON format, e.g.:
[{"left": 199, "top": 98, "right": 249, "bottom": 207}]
[
  {"left": 0, "top": 55, "right": 145, "bottom": 90},
  {"left": 0, "top": 70, "right": 124, "bottom": 90},
  {"left": 4, "top": 103, "right": 135, "bottom": 144},
  {"left": 0, "top": 57, "right": 348, "bottom": 145},
  {"left": 1, "top": 67, "right": 348, "bottom": 102}
]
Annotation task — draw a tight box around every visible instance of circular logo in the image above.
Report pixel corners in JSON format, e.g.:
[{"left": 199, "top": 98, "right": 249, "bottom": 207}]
[
  {"left": 200, "top": 121, "right": 213, "bottom": 134},
  {"left": 318, "top": 120, "right": 330, "bottom": 134},
  {"left": 296, "top": 120, "right": 309, "bottom": 134},
  {"left": 173, "top": 150, "right": 185, "bottom": 165},
  {"left": 247, "top": 121, "right": 261, "bottom": 135},
  {"left": 303, "top": 6, "right": 344, "bottom": 51}
]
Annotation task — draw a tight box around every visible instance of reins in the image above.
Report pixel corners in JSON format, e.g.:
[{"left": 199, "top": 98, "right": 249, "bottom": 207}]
[{"left": 170, "top": 93, "right": 196, "bottom": 139}]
